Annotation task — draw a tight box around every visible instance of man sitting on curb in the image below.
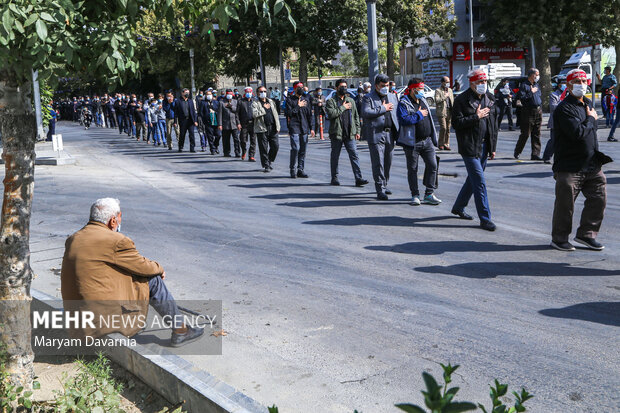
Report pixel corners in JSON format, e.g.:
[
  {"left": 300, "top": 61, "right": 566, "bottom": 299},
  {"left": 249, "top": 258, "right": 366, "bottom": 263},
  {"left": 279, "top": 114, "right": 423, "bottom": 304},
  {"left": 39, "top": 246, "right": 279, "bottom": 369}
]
[{"left": 61, "top": 198, "right": 203, "bottom": 347}]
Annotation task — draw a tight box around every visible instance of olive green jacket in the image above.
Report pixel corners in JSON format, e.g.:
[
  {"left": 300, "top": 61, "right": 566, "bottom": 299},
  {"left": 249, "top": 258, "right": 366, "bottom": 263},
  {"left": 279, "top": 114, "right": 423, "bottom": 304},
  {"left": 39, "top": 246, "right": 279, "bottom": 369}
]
[{"left": 325, "top": 95, "right": 360, "bottom": 140}]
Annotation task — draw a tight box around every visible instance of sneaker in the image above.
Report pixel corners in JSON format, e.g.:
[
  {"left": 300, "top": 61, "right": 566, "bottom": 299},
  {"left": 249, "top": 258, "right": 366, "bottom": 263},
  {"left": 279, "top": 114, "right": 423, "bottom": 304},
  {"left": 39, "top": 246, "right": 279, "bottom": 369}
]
[
  {"left": 377, "top": 193, "right": 389, "bottom": 201},
  {"left": 385, "top": 189, "right": 392, "bottom": 195},
  {"left": 574, "top": 237, "right": 604, "bottom": 251},
  {"left": 608, "top": 136, "right": 618, "bottom": 142},
  {"left": 297, "top": 170, "right": 309, "bottom": 178},
  {"left": 550, "top": 241, "right": 576, "bottom": 252},
  {"left": 422, "top": 194, "right": 442, "bottom": 205},
  {"left": 411, "top": 196, "right": 421, "bottom": 206},
  {"left": 241, "top": 154, "right": 246, "bottom": 160},
  {"left": 249, "top": 157, "right": 256, "bottom": 162},
  {"left": 170, "top": 326, "right": 205, "bottom": 347}
]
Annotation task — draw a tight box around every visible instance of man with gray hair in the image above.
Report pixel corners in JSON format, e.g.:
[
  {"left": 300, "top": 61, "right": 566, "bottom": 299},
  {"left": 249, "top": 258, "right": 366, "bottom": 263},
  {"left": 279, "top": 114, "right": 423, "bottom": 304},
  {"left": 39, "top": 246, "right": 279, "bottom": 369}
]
[
  {"left": 61, "top": 198, "right": 204, "bottom": 346},
  {"left": 514, "top": 68, "right": 543, "bottom": 160}
]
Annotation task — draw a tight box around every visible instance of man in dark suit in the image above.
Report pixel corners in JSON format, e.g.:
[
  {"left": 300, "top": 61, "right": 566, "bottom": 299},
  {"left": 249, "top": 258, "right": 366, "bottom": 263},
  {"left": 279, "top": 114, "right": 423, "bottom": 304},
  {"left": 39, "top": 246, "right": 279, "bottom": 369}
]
[
  {"left": 175, "top": 88, "right": 199, "bottom": 152},
  {"left": 218, "top": 89, "right": 242, "bottom": 157},
  {"left": 285, "top": 81, "right": 315, "bottom": 178},
  {"left": 201, "top": 90, "right": 221, "bottom": 155},
  {"left": 360, "top": 74, "right": 400, "bottom": 200},
  {"left": 451, "top": 69, "right": 499, "bottom": 231}
]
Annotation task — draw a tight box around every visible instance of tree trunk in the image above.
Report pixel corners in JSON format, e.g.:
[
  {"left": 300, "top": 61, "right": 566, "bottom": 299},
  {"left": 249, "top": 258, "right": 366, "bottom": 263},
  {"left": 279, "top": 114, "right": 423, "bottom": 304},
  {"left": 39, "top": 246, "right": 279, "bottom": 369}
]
[
  {"left": 0, "top": 75, "right": 36, "bottom": 390},
  {"left": 298, "top": 48, "right": 308, "bottom": 85},
  {"left": 534, "top": 37, "right": 552, "bottom": 112},
  {"left": 386, "top": 24, "right": 395, "bottom": 80},
  {"left": 614, "top": 40, "right": 620, "bottom": 84}
]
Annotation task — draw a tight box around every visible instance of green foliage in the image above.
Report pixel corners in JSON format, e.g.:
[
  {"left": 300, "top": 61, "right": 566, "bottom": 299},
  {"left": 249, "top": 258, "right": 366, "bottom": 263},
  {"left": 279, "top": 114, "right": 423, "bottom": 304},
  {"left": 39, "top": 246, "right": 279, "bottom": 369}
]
[
  {"left": 395, "top": 363, "right": 533, "bottom": 413},
  {"left": 0, "top": 342, "right": 38, "bottom": 412},
  {"left": 268, "top": 405, "right": 279, "bottom": 413},
  {"left": 40, "top": 78, "right": 54, "bottom": 128},
  {"left": 53, "top": 354, "right": 125, "bottom": 413}
]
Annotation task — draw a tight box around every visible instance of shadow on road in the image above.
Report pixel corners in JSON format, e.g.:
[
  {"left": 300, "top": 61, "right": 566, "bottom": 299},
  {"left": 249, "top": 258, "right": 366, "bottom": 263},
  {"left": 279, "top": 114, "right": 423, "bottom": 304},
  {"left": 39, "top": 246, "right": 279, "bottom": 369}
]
[
  {"left": 304, "top": 215, "right": 474, "bottom": 226},
  {"left": 539, "top": 301, "right": 620, "bottom": 327},
  {"left": 504, "top": 172, "right": 554, "bottom": 179},
  {"left": 365, "top": 241, "right": 549, "bottom": 255},
  {"left": 251, "top": 191, "right": 375, "bottom": 200},
  {"left": 414, "top": 261, "right": 620, "bottom": 279}
]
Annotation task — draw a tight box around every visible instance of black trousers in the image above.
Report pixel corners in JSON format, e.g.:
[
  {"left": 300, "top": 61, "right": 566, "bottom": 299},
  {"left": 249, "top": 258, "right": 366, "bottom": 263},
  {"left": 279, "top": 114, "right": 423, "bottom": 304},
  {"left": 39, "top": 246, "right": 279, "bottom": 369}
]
[
  {"left": 179, "top": 119, "right": 196, "bottom": 151},
  {"left": 240, "top": 122, "right": 256, "bottom": 158},
  {"left": 205, "top": 124, "right": 220, "bottom": 152},
  {"left": 497, "top": 105, "right": 513, "bottom": 129},
  {"left": 222, "top": 129, "right": 241, "bottom": 156},
  {"left": 515, "top": 106, "right": 542, "bottom": 157},
  {"left": 257, "top": 127, "right": 279, "bottom": 168}
]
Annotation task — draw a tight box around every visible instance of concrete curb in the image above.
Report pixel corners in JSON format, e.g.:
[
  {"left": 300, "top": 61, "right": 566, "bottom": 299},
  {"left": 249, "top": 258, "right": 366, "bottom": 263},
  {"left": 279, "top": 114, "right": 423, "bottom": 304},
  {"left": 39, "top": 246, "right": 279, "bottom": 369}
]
[{"left": 31, "top": 289, "right": 267, "bottom": 413}]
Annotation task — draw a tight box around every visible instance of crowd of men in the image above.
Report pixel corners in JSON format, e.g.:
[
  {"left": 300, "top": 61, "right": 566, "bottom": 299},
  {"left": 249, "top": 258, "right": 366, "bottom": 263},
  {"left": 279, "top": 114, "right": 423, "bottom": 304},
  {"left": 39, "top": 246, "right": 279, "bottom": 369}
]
[{"left": 51, "top": 67, "right": 611, "bottom": 250}]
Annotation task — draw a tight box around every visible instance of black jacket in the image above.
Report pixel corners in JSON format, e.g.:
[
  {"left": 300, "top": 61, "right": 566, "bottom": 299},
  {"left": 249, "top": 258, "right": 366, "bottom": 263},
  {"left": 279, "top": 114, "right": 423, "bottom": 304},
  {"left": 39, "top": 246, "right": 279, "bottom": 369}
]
[
  {"left": 552, "top": 94, "right": 611, "bottom": 173},
  {"left": 176, "top": 97, "right": 198, "bottom": 124},
  {"left": 237, "top": 98, "right": 255, "bottom": 125},
  {"left": 285, "top": 94, "right": 314, "bottom": 135},
  {"left": 452, "top": 88, "right": 498, "bottom": 158}
]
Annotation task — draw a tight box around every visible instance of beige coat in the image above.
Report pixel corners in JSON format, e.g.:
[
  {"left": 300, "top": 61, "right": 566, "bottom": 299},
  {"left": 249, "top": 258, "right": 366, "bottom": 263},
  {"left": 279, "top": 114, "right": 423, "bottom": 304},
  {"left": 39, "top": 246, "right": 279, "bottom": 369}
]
[
  {"left": 434, "top": 87, "right": 454, "bottom": 118},
  {"left": 61, "top": 221, "right": 163, "bottom": 337}
]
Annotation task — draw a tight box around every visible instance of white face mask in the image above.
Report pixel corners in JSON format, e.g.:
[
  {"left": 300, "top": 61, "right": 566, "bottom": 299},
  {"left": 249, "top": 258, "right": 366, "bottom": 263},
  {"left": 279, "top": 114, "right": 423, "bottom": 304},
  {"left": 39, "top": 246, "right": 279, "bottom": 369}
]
[
  {"left": 226, "top": 94, "right": 233, "bottom": 100},
  {"left": 534, "top": 75, "right": 540, "bottom": 83},
  {"left": 571, "top": 83, "right": 587, "bottom": 98},
  {"left": 206, "top": 95, "right": 213, "bottom": 101},
  {"left": 259, "top": 92, "right": 267, "bottom": 99},
  {"left": 476, "top": 83, "right": 487, "bottom": 95},
  {"left": 379, "top": 86, "right": 389, "bottom": 96}
]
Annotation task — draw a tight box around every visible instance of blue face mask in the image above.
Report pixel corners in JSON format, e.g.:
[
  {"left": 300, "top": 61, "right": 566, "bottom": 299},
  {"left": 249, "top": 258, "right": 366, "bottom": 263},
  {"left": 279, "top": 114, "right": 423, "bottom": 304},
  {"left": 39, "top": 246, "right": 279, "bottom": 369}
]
[
  {"left": 303, "top": 91, "right": 308, "bottom": 95},
  {"left": 560, "top": 84, "right": 566, "bottom": 91},
  {"left": 245, "top": 93, "right": 252, "bottom": 99},
  {"left": 415, "top": 91, "right": 425, "bottom": 100}
]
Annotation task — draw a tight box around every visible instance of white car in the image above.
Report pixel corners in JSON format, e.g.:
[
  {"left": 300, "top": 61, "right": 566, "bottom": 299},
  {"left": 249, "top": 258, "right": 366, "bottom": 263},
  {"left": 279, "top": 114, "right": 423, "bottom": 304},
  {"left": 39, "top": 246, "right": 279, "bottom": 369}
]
[{"left": 396, "top": 84, "right": 436, "bottom": 106}]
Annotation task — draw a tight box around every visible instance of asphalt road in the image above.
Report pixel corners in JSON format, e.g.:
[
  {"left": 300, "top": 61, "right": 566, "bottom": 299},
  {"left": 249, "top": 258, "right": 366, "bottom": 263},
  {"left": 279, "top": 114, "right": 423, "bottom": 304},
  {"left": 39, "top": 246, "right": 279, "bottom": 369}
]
[{"left": 28, "top": 116, "right": 619, "bottom": 412}]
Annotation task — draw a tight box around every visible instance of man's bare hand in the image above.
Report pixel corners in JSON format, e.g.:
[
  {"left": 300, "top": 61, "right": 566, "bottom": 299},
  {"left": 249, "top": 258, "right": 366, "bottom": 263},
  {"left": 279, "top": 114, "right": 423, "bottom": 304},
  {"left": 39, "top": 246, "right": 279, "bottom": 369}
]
[
  {"left": 237, "top": 124, "right": 242, "bottom": 131},
  {"left": 420, "top": 108, "right": 428, "bottom": 117},
  {"left": 343, "top": 101, "right": 352, "bottom": 110},
  {"left": 477, "top": 106, "right": 490, "bottom": 119},
  {"left": 383, "top": 102, "right": 394, "bottom": 111},
  {"left": 311, "top": 130, "right": 315, "bottom": 138},
  {"left": 586, "top": 106, "right": 598, "bottom": 120},
  {"left": 489, "top": 152, "right": 496, "bottom": 160},
  {"left": 299, "top": 99, "right": 307, "bottom": 107},
  {"left": 531, "top": 86, "right": 539, "bottom": 93},
  {"left": 355, "top": 133, "right": 360, "bottom": 140},
  {"left": 265, "top": 103, "right": 271, "bottom": 109},
  {"left": 161, "top": 271, "right": 166, "bottom": 280}
]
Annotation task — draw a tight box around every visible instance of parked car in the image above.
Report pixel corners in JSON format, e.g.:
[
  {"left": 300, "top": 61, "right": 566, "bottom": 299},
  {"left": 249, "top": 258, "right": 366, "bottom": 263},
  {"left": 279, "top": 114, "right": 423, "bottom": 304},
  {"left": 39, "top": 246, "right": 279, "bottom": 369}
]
[
  {"left": 325, "top": 88, "right": 358, "bottom": 101},
  {"left": 395, "top": 84, "right": 435, "bottom": 106}
]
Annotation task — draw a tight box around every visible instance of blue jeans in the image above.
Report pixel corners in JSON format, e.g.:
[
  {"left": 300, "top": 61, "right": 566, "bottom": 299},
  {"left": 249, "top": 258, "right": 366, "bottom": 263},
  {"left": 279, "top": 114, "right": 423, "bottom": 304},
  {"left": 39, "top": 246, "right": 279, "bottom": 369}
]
[
  {"left": 151, "top": 123, "right": 162, "bottom": 144},
  {"left": 157, "top": 120, "right": 167, "bottom": 145},
  {"left": 289, "top": 134, "right": 308, "bottom": 171},
  {"left": 452, "top": 144, "right": 491, "bottom": 223},
  {"left": 609, "top": 113, "right": 620, "bottom": 138},
  {"left": 148, "top": 275, "right": 182, "bottom": 329},
  {"left": 330, "top": 137, "right": 362, "bottom": 180},
  {"left": 116, "top": 114, "right": 125, "bottom": 133},
  {"left": 605, "top": 111, "right": 615, "bottom": 127}
]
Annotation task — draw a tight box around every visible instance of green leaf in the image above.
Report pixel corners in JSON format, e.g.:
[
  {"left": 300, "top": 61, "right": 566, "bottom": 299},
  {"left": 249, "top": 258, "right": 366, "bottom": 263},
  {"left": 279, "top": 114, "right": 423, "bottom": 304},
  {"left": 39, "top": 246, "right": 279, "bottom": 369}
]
[
  {"left": 274, "top": 0, "right": 284, "bottom": 16},
  {"left": 287, "top": 10, "right": 296, "bottom": 32},
  {"left": 40, "top": 12, "right": 55, "bottom": 22},
  {"left": 24, "top": 13, "right": 38, "bottom": 27},
  {"left": 111, "top": 35, "right": 119, "bottom": 50},
  {"left": 106, "top": 56, "right": 114, "bottom": 72},
  {"left": 443, "top": 402, "right": 478, "bottom": 412},
  {"left": 35, "top": 19, "right": 47, "bottom": 41},
  {"left": 92, "top": 407, "right": 104, "bottom": 413},
  {"left": 13, "top": 19, "right": 24, "bottom": 34},
  {"left": 2, "top": 10, "right": 14, "bottom": 33},
  {"left": 395, "top": 404, "right": 426, "bottom": 413},
  {"left": 32, "top": 381, "right": 41, "bottom": 390},
  {"left": 422, "top": 372, "right": 441, "bottom": 396},
  {"left": 65, "top": 46, "right": 73, "bottom": 63}
]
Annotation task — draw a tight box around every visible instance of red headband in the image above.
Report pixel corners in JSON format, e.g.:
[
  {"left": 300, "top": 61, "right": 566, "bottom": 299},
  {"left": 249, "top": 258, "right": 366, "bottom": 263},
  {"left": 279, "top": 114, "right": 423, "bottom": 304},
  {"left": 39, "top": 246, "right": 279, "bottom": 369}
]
[
  {"left": 294, "top": 82, "right": 304, "bottom": 88},
  {"left": 468, "top": 72, "right": 488, "bottom": 82},
  {"left": 408, "top": 82, "right": 424, "bottom": 91},
  {"left": 567, "top": 70, "right": 587, "bottom": 83}
]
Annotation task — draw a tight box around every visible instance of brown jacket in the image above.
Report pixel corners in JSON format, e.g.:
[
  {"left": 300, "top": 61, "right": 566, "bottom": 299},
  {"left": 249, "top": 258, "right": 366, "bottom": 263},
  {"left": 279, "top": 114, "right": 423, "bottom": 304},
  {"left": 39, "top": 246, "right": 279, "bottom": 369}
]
[
  {"left": 434, "top": 87, "right": 454, "bottom": 118},
  {"left": 61, "top": 221, "right": 163, "bottom": 337}
]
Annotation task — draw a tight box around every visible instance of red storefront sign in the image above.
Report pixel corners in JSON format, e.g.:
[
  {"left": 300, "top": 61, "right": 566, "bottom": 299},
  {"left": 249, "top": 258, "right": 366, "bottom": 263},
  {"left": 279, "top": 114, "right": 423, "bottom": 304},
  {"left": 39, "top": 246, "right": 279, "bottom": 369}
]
[{"left": 453, "top": 42, "right": 525, "bottom": 61}]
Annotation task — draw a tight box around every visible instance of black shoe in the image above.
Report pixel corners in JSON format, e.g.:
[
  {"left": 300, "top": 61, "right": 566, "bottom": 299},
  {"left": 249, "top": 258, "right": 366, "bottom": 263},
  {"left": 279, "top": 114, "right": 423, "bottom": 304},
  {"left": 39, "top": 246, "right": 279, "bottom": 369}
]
[
  {"left": 190, "top": 149, "right": 196, "bottom": 153},
  {"left": 574, "top": 236, "right": 604, "bottom": 251},
  {"left": 215, "top": 149, "right": 220, "bottom": 154},
  {"left": 509, "top": 127, "right": 515, "bottom": 131},
  {"left": 267, "top": 165, "right": 273, "bottom": 170},
  {"left": 608, "top": 137, "right": 618, "bottom": 142},
  {"left": 297, "top": 170, "right": 309, "bottom": 178},
  {"left": 531, "top": 155, "right": 543, "bottom": 161},
  {"left": 210, "top": 151, "right": 216, "bottom": 155},
  {"left": 543, "top": 159, "right": 551, "bottom": 164},
  {"left": 480, "top": 221, "right": 497, "bottom": 231},
  {"left": 224, "top": 154, "right": 231, "bottom": 157},
  {"left": 376, "top": 192, "right": 389, "bottom": 200},
  {"left": 330, "top": 178, "right": 340, "bottom": 186},
  {"left": 550, "top": 241, "right": 576, "bottom": 252},
  {"left": 355, "top": 179, "right": 369, "bottom": 187},
  {"left": 451, "top": 208, "right": 473, "bottom": 220},
  {"left": 170, "top": 326, "right": 205, "bottom": 348},
  {"left": 514, "top": 152, "right": 520, "bottom": 159},
  {"left": 385, "top": 189, "right": 392, "bottom": 195},
  {"left": 235, "top": 154, "right": 241, "bottom": 158},
  {"left": 263, "top": 167, "right": 271, "bottom": 173},
  {"left": 290, "top": 170, "right": 297, "bottom": 179},
  {"left": 178, "top": 148, "right": 183, "bottom": 152}
]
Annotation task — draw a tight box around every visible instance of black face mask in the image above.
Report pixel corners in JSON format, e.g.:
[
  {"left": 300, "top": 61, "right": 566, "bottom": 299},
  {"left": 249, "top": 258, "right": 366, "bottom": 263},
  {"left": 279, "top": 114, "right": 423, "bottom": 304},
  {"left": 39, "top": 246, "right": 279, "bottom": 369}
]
[
  {"left": 338, "top": 86, "right": 347, "bottom": 95},
  {"left": 296, "top": 87, "right": 304, "bottom": 95},
  {"left": 183, "top": 93, "right": 189, "bottom": 98}
]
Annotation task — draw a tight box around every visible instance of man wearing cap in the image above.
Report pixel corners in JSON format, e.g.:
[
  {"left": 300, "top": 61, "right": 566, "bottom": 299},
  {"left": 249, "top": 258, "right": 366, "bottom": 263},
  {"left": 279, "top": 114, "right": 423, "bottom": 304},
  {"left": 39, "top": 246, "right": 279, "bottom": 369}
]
[
  {"left": 238, "top": 87, "right": 257, "bottom": 161},
  {"left": 360, "top": 74, "right": 400, "bottom": 200},
  {"left": 451, "top": 69, "right": 499, "bottom": 231},
  {"left": 550, "top": 69, "right": 612, "bottom": 251},
  {"left": 285, "top": 81, "right": 315, "bottom": 178},
  {"left": 515, "top": 68, "right": 543, "bottom": 160}
]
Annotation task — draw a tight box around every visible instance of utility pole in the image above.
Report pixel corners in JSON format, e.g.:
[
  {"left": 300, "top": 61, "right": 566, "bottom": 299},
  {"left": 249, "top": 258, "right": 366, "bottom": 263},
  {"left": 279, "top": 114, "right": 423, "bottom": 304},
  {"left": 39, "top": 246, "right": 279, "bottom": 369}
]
[
  {"left": 530, "top": 38, "right": 536, "bottom": 67},
  {"left": 189, "top": 48, "right": 196, "bottom": 96},
  {"left": 258, "top": 36, "right": 266, "bottom": 87},
  {"left": 32, "top": 70, "right": 44, "bottom": 141},
  {"left": 468, "top": 0, "right": 475, "bottom": 69},
  {"left": 279, "top": 47, "right": 285, "bottom": 97},
  {"left": 591, "top": 45, "right": 597, "bottom": 109},
  {"left": 366, "top": 0, "right": 379, "bottom": 82}
]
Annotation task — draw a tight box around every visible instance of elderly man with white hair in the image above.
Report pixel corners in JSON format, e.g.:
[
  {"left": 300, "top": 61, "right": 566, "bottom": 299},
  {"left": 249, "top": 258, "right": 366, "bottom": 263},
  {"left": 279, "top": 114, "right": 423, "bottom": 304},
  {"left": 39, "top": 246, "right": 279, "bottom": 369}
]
[
  {"left": 550, "top": 69, "right": 612, "bottom": 251},
  {"left": 61, "top": 198, "right": 204, "bottom": 346},
  {"left": 450, "top": 68, "right": 499, "bottom": 231}
]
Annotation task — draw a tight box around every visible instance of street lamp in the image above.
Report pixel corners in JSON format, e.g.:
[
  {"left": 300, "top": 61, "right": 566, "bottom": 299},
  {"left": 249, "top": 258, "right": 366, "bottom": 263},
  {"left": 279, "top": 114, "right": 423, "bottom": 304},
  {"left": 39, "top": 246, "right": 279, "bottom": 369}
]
[{"left": 366, "top": 0, "right": 379, "bottom": 82}]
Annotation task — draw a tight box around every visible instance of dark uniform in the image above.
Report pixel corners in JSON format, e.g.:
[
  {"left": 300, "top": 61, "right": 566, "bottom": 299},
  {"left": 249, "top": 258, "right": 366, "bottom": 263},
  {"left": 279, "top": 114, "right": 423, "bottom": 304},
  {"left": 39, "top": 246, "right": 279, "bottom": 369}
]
[{"left": 515, "top": 79, "right": 542, "bottom": 159}]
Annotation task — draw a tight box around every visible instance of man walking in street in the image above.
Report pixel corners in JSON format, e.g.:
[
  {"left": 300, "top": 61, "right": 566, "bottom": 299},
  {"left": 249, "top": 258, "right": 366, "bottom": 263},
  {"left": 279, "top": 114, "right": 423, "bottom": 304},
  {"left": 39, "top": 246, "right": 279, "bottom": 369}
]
[
  {"left": 271, "top": 87, "right": 282, "bottom": 115},
  {"left": 201, "top": 90, "right": 221, "bottom": 154},
  {"left": 495, "top": 80, "right": 514, "bottom": 131},
  {"left": 238, "top": 87, "right": 257, "bottom": 161},
  {"left": 176, "top": 88, "right": 198, "bottom": 153},
  {"left": 550, "top": 69, "right": 611, "bottom": 251},
  {"left": 434, "top": 76, "right": 454, "bottom": 150},
  {"left": 312, "top": 87, "right": 326, "bottom": 140},
  {"left": 514, "top": 68, "right": 543, "bottom": 160},
  {"left": 397, "top": 78, "right": 441, "bottom": 206},
  {"left": 325, "top": 79, "right": 368, "bottom": 187},
  {"left": 218, "top": 89, "right": 241, "bottom": 157},
  {"left": 451, "top": 69, "right": 499, "bottom": 231},
  {"left": 360, "top": 74, "right": 399, "bottom": 200},
  {"left": 163, "top": 92, "right": 179, "bottom": 150},
  {"left": 542, "top": 79, "right": 566, "bottom": 163},
  {"left": 597, "top": 66, "right": 617, "bottom": 92},
  {"left": 252, "top": 86, "right": 281, "bottom": 172},
  {"left": 285, "top": 81, "right": 314, "bottom": 178}
]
